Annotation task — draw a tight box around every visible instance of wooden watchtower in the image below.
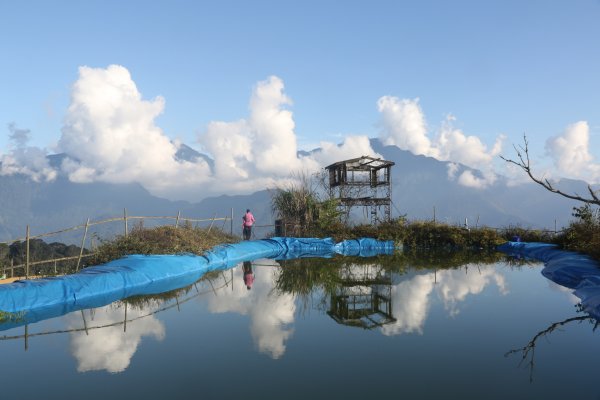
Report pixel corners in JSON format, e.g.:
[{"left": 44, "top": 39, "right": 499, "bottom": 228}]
[
  {"left": 327, "top": 263, "right": 396, "bottom": 329},
  {"left": 325, "top": 156, "right": 395, "bottom": 224}
]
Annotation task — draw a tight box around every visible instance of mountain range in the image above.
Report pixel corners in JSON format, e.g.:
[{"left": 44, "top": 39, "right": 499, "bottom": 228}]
[{"left": 0, "top": 139, "right": 588, "bottom": 244}]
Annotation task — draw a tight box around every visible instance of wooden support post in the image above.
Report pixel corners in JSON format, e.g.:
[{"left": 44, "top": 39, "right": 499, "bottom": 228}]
[
  {"left": 81, "top": 310, "right": 89, "bottom": 336},
  {"left": 208, "top": 279, "right": 218, "bottom": 296},
  {"left": 175, "top": 211, "right": 181, "bottom": 228},
  {"left": 26, "top": 225, "right": 30, "bottom": 279},
  {"left": 24, "top": 324, "right": 28, "bottom": 351},
  {"left": 124, "top": 208, "right": 128, "bottom": 238},
  {"left": 76, "top": 218, "right": 90, "bottom": 272},
  {"left": 124, "top": 301, "right": 128, "bottom": 333},
  {"left": 221, "top": 271, "right": 228, "bottom": 287},
  {"left": 207, "top": 213, "right": 217, "bottom": 233},
  {"left": 11, "top": 258, "right": 14, "bottom": 278},
  {"left": 54, "top": 260, "right": 57, "bottom": 275},
  {"left": 230, "top": 208, "right": 234, "bottom": 235},
  {"left": 176, "top": 295, "right": 180, "bottom": 312}
]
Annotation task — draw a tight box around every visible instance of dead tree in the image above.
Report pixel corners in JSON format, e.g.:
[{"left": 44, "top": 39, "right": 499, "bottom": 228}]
[{"left": 500, "top": 134, "right": 600, "bottom": 206}]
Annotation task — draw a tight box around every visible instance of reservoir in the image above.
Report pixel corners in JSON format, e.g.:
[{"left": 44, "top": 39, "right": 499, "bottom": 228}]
[{"left": 1, "top": 252, "right": 599, "bottom": 399}]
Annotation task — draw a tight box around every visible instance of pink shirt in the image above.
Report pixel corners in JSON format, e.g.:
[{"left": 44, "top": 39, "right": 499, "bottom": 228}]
[
  {"left": 244, "top": 273, "right": 254, "bottom": 288},
  {"left": 243, "top": 212, "right": 255, "bottom": 227}
]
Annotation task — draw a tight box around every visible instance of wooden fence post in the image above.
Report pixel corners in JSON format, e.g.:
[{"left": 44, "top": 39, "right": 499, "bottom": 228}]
[
  {"left": 76, "top": 218, "right": 90, "bottom": 272},
  {"left": 26, "top": 225, "right": 30, "bottom": 279},
  {"left": 175, "top": 211, "right": 181, "bottom": 228},
  {"left": 124, "top": 208, "right": 128, "bottom": 238}
]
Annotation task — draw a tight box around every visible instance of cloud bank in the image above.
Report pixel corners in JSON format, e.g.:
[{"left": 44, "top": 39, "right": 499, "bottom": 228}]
[
  {"left": 1, "top": 65, "right": 597, "bottom": 200},
  {"left": 52, "top": 66, "right": 378, "bottom": 200},
  {"left": 0, "top": 123, "right": 56, "bottom": 182}
]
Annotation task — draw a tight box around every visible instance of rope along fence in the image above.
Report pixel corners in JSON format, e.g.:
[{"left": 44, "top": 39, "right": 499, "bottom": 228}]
[{"left": 0, "top": 208, "right": 237, "bottom": 280}]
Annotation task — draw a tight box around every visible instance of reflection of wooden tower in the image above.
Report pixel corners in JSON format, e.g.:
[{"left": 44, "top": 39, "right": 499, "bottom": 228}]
[
  {"left": 325, "top": 156, "right": 395, "bottom": 224},
  {"left": 327, "top": 264, "right": 396, "bottom": 329}
]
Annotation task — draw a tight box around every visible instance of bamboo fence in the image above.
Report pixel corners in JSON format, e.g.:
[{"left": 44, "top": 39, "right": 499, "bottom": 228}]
[
  {"left": 0, "top": 208, "right": 238, "bottom": 280},
  {"left": 0, "top": 271, "right": 234, "bottom": 351}
]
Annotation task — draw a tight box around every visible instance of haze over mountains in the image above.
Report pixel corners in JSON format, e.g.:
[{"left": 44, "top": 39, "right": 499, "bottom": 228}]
[{"left": 0, "top": 138, "right": 589, "bottom": 243}]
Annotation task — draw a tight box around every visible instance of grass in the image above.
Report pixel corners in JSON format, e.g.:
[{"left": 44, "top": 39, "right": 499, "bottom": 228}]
[
  {"left": 0, "top": 310, "right": 25, "bottom": 323},
  {"left": 87, "top": 223, "right": 238, "bottom": 266}
]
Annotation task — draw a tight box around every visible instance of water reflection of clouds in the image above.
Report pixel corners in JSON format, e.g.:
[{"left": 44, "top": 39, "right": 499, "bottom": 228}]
[
  {"left": 67, "top": 306, "right": 165, "bottom": 373},
  {"left": 547, "top": 279, "right": 580, "bottom": 304},
  {"left": 207, "top": 259, "right": 295, "bottom": 359},
  {"left": 438, "top": 266, "right": 508, "bottom": 316},
  {"left": 382, "top": 265, "right": 507, "bottom": 336}
]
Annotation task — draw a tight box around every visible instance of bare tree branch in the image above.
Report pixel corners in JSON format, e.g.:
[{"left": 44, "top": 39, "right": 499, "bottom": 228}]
[
  {"left": 505, "top": 315, "right": 592, "bottom": 382},
  {"left": 500, "top": 134, "right": 600, "bottom": 206}
]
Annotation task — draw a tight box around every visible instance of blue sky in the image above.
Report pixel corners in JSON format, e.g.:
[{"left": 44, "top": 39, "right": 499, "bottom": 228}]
[{"left": 1, "top": 0, "right": 599, "bottom": 200}]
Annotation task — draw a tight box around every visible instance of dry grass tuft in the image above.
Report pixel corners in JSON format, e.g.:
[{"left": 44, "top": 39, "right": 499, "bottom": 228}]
[{"left": 87, "top": 224, "right": 238, "bottom": 266}]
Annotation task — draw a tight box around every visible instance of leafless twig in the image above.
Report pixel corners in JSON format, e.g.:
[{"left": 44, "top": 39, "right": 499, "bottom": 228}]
[{"left": 500, "top": 134, "right": 600, "bottom": 206}]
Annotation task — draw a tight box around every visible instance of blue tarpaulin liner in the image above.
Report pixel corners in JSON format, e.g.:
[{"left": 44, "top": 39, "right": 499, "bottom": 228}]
[
  {"left": 0, "top": 237, "right": 394, "bottom": 329},
  {"left": 498, "top": 241, "right": 600, "bottom": 320}
]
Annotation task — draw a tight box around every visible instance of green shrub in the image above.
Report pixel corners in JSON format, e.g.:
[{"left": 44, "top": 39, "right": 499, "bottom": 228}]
[{"left": 556, "top": 204, "right": 600, "bottom": 260}]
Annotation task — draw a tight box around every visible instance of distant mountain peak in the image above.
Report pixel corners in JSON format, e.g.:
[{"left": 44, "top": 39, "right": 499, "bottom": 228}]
[{"left": 174, "top": 143, "right": 214, "bottom": 171}]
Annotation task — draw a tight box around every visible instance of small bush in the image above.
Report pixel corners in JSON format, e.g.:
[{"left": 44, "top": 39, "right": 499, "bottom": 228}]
[{"left": 556, "top": 204, "right": 600, "bottom": 260}]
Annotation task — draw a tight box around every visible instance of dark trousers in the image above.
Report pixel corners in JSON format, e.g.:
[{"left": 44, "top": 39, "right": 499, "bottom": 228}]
[{"left": 243, "top": 226, "right": 252, "bottom": 240}]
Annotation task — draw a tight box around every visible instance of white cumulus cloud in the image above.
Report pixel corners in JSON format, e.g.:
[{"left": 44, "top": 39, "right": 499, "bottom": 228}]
[
  {"left": 382, "top": 266, "right": 508, "bottom": 336},
  {"left": 545, "top": 121, "right": 600, "bottom": 183},
  {"left": 377, "top": 96, "right": 434, "bottom": 157},
  {"left": 67, "top": 305, "right": 165, "bottom": 373},
  {"left": 207, "top": 259, "right": 295, "bottom": 359},
  {"left": 198, "top": 75, "right": 379, "bottom": 196},
  {"left": 378, "top": 97, "right": 505, "bottom": 189},
  {"left": 57, "top": 65, "right": 213, "bottom": 198}
]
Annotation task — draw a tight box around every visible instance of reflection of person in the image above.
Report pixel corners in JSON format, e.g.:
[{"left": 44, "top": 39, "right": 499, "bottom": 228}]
[
  {"left": 242, "top": 209, "right": 255, "bottom": 240},
  {"left": 243, "top": 261, "right": 254, "bottom": 290}
]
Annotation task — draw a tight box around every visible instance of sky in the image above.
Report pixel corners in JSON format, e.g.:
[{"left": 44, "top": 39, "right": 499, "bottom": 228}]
[{"left": 1, "top": 0, "right": 599, "bottom": 201}]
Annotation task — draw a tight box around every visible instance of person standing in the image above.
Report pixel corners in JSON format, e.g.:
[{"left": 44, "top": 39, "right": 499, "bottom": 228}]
[{"left": 242, "top": 209, "right": 255, "bottom": 240}]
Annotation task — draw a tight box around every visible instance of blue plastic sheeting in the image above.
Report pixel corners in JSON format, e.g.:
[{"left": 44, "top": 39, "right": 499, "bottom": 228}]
[
  {"left": 0, "top": 237, "right": 394, "bottom": 329},
  {"left": 498, "top": 241, "right": 600, "bottom": 320}
]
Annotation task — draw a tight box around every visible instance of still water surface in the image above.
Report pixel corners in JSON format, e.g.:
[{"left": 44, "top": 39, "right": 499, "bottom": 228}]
[{"left": 1, "top": 253, "right": 600, "bottom": 399}]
